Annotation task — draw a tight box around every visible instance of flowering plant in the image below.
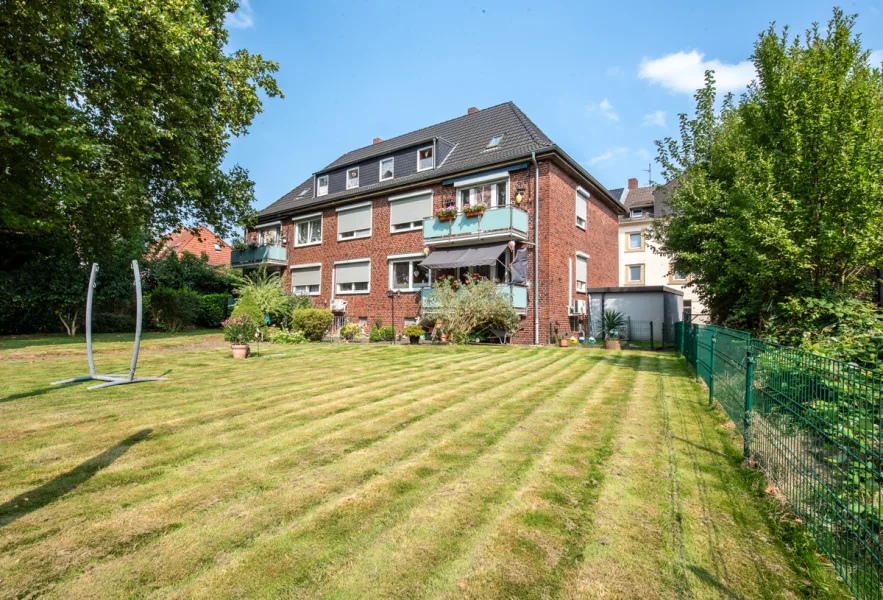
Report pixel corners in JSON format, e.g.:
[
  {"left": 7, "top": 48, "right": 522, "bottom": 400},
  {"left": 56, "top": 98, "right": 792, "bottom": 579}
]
[
  {"left": 462, "top": 203, "right": 486, "bottom": 215},
  {"left": 222, "top": 315, "right": 258, "bottom": 345},
  {"left": 435, "top": 207, "right": 457, "bottom": 220}
]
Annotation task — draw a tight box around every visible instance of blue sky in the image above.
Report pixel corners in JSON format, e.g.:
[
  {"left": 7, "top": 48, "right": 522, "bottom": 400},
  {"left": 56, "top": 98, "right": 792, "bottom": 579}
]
[{"left": 223, "top": 1, "right": 883, "bottom": 211}]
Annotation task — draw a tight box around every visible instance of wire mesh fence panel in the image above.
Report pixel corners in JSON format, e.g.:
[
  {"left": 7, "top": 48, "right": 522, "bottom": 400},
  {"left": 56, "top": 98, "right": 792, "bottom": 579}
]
[
  {"left": 749, "top": 340, "right": 883, "bottom": 600},
  {"left": 713, "top": 326, "right": 751, "bottom": 432},
  {"left": 675, "top": 321, "right": 684, "bottom": 355},
  {"left": 661, "top": 322, "right": 676, "bottom": 349},
  {"left": 683, "top": 323, "right": 698, "bottom": 369},
  {"left": 696, "top": 324, "right": 713, "bottom": 385}
]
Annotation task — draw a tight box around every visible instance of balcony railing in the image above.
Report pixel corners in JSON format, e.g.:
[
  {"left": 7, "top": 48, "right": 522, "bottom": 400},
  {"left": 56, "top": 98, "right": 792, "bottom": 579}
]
[
  {"left": 423, "top": 205, "right": 529, "bottom": 243},
  {"left": 231, "top": 245, "right": 288, "bottom": 268},
  {"left": 420, "top": 283, "right": 528, "bottom": 312}
]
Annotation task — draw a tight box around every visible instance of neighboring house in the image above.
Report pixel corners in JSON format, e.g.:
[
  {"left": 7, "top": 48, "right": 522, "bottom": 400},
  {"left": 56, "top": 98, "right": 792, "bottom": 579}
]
[
  {"left": 240, "top": 102, "right": 625, "bottom": 344},
  {"left": 614, "top": 178, "right": 707, "bottom": 323},
  {"left": 158, "top": 226, "right": 232, "bottom": 266}
]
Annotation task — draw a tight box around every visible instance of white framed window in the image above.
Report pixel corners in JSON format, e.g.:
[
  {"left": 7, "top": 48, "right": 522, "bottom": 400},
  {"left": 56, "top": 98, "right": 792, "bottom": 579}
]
[
  {"left": 291, "top": 264, "right": 321, "bottom": 296},
  {"left": 337, "top": 202, "right": 372, "bottom": 240},
  {"left": 346, "top": 167, "right": 359, "bottom": 189},
  {"left": 630, "top": 208, "right": 643, "bottom": 218},
  {"left": 317, "top": 175, "right": 329, "bottom": 197},
  {"left": 259, "top": 226, "right": 281, "bottom": 246},
  {"left": 389, "top": 256, "right": 430, "bottom": 291},
  {"left": 626, "top": 231, "right": 644, "bottom": 252},
  {"left": 389, "top": 190, "right": 432, "bottom": 232},
  {"left": 626, "top": 264, "right": 645, "bottom": 284},
  {"left": 380, "top": 157, "right": 394, "bottom": 181},
  {"left": 213, "top": 243, "right": 222, "bottom": 252},
  {"left": 576, "top": 188, "right": 588, "bottom": 230},
  {"left": 575, "top": 253, "right": 588, "bottom": 293},
  {"left": 294, "top": 213, "right": 322, "bottom": 247},
  {"left": 487, "top": 135, "right": 503, "bottom": 148},
  {"left": 457, "top": 180, "right": 508, "bottom": 210},
  {"left": 417, "top": 146, "right": 434, "bottom": 171},
  {"left": 335, "top": 259, "right": 370, "bottom": 294}
]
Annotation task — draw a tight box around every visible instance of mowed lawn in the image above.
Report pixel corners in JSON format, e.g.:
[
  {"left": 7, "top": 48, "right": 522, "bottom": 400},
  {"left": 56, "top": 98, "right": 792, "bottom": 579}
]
[{"left": 0, "top": 337, "right": 847, "bottom": 599}]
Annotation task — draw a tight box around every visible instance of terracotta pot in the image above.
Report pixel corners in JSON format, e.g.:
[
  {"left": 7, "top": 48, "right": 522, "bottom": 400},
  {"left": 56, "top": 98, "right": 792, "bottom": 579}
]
[
  {"left": 437, "top": 213, "right": 457, "bottom": 222},
  {"left": 409, "top": 336, "right": 420, "bottom": 345},
  {"left": 558, "top": 339, "right": 569, "bottom": 347},
  {"left": 464, "top": 209, "right": 484, "bottom": 217},
  {"left": 604, "top": 339, "right": 621, "bottom": 350},
  {"left": 231, "top": 344, "right": 250, "bottom": 359}
]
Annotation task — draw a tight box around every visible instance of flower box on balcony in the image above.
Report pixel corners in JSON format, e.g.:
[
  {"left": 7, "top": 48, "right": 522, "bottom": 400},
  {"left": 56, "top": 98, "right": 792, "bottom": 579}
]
[
  {"left": 435, "top": 208, "right": 457, "bottom": 222},
  {"left": 462, "top": 203, "right": 486, "bottom": 217}
]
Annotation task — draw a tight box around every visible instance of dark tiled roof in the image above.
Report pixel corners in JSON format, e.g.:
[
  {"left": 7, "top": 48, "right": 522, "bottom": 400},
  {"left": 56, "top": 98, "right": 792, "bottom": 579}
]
[
  {"left": 608, "top": 187, "right": 625, "bottom": 202},
  {"left": 258, "top": 102, "right": 572, "bottom": 220},
  {"left": 623, "top": 186, "right": 655, "bottom": 209}
]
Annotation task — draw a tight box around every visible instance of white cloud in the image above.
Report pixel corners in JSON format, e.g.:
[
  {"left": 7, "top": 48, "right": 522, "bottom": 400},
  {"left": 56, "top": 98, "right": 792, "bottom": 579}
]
[
  {"left": 589, "top": 146, "right": 629, "bottom": 165},
  {"left": 635, "top": 148, "right": 652, "bottom": 161},
  {"left": 870, "top": 49, "right": 883, "bottom": 67},
  {"left": 641, "top": 110, "right": 666, "bottom": 127},
  {"left": 639, "top": 50, "right": 755, "bottom": 94},
  {"left": 586, "top": 98, "right": 619, "bottom": 121},
  {"left": 226, "top": 0, "right": 255, "bottom": 29}
]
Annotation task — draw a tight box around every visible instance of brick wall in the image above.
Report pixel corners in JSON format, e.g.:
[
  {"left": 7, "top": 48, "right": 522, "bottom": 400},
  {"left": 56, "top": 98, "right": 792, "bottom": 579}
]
[{"left": 249, "top": 158, "right": 619, "bottom": 344}]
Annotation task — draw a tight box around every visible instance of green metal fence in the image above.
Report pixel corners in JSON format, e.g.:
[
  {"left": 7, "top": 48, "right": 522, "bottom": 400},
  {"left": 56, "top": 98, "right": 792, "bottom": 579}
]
[{"left": 674, "top": 322, "right": 883, "bottom": 600}]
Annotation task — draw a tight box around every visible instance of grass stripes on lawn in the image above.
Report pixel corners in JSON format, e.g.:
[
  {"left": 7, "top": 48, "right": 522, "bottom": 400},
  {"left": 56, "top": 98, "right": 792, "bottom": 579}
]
[{"left": 0, "top": 340, "right": 849, "bottom": 599}]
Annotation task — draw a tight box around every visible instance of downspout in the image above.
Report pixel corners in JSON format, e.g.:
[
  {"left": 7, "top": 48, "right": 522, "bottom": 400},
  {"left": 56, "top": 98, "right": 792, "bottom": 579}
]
[{"left": 531, "top": 152, "right": 540, "bottom": 345}]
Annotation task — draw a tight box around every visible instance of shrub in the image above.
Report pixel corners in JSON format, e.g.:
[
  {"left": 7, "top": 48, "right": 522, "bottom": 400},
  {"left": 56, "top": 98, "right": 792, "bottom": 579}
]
[
  {"left": 378, "top": 325, "right": 395, "bottom": 341},
  {"left": 403, "top": 324, "right": 425, "bottom": 338},
  {"left": 197, "top": 294, "right": 228, "bottom": 328},
  {"left": 602, "top": 310, "right": 626, "bottom": 341},
  {"left": 430, "top": 275, "right": 520, "bottom": 344},
  {"left": 290, "top": 308, "right": 333, "bottom": 342},
  {"left": 91, "top": 312, "right": 136, "bottom": 333},
  {"left": 369, "top": 323, "right": 381, "bottom": 342},
  {"left": 340, "top": 322, "right": 363, "bottom": 341},
  {"left": 146, "top": 287, "right": 200, "bottom": 332},
  {"left": 234, "top": 267, "right": 290, "bottom": 327},
  {"left": 269, "top": 329, "right": 308, "bottom": 344},
  {"left": 222, "top": 315, "right": 257, "bottom": 345},
  {"left": 231, "top": 291, "right": 267, "bottom": 334}
]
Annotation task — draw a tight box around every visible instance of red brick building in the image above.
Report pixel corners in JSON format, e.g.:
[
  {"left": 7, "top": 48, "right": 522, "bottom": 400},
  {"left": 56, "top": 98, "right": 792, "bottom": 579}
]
[
  {"left": 159, "top": 226, "right": 232, "bottom": 266},
  {"left": 240, "top": 103, "right": 625, "bottom": 344}
]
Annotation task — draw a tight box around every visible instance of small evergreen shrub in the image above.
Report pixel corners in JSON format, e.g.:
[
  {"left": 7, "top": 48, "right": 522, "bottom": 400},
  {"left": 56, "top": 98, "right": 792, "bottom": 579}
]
[
  {"left": 290, "top": 308, "right": 333, "bottom": 342},
  {"left": 378, "top": 325, "right": 395, "bottom": 341},
  {"left": 231, "top": 291, "right": 267, "bottom": 334},
  {"left": 147, "top": 287, "right": 200, "bottom": 332},
  {"left": 369, "top": 323, "right": 381, "bottom": 342},
  {"left": 403, "top": 324, "right": 425, "bottom": 338}
]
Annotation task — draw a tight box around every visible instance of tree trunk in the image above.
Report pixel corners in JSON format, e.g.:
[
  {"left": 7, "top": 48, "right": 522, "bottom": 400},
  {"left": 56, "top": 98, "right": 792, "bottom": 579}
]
[{"left": 56, "top": 309, "right": 79, "bottom": 337}]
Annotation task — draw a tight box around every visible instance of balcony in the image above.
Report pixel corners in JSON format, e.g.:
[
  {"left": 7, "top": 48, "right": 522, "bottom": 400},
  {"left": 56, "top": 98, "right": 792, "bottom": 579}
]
[
  {"left": 420, "top": 283, "right": 528, "bottom": 312},
  {"left": 423, "top": 206, "right": 529, "bottom": 245},
  {"left": 231, "top": 245, "right": 288, "bottom": 269}
]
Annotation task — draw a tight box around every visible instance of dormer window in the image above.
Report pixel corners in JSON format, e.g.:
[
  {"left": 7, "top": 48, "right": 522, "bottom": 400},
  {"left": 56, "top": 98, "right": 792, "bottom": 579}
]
[
  {"left": 487, "top": 135, "right": 503, "bottom": 148},
  {"left": 317, "top": 175, "right": 329, "bottom": 197},
  {"left": 417, "top": 146, "right": 433, "bottom": 171},
  {"left": 346, "top": 167, "right": 359, "bottom": 189},
  {"left": 380, "top": 157, "right": 394, "bottom": 181},
  {"left": 630, "top": 208, "right": 643, "bottom": 218}
]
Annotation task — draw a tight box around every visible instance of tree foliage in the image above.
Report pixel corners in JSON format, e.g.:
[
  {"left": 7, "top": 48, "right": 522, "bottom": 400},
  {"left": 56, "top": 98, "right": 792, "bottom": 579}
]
[
  {"left": 653, "top": 9, "right": 883, "bottom": 336},
  {"left": 0, "top": 0, "right": 282, "bottom": 256},
  {"left": 431, "top": 275, "right": 520, "bottom": 344}
]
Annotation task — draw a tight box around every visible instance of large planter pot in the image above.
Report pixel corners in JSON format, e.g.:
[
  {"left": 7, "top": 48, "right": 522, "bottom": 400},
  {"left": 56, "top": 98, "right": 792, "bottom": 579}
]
[
  {"left": 464, "top": 209, "right": 484, "bottom": 218},
  {"left": 604, "top": 339, "right": 622, "bottom": 350},
  {"left": 409, "top": 336, "right": 420, "bottom": 345},
  {"left": 231, "top": 344, "right": 250, "bottom": 359},
  {"left": 437, "top": 213, "right": 457, "bottom": 222},
  {"left": 558, "top": 339, "right": 569, "bottom": 348}
]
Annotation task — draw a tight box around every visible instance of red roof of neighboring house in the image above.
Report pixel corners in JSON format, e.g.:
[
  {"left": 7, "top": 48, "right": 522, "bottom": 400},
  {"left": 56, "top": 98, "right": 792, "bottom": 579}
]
[{"left": 158, "top": 226, "right": 232, "bottom": 266}]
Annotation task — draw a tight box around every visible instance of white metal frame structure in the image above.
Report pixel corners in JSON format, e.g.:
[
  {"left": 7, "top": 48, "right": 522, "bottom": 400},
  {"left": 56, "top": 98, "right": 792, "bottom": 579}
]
[{"left": 51, "top": 261, "right": 167, "bottom": 390}]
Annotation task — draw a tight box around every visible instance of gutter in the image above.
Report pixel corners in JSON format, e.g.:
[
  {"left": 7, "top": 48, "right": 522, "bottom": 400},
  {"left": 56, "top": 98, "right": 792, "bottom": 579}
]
[{"left": 531, "top": 152, "right": 540, "bottom": 346}]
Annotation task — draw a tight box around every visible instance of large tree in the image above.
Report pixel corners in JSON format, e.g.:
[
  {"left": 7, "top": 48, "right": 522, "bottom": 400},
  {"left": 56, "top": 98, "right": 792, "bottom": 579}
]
[
  {"left": 0, "top": 0, "right": 282, "bottom": 256},
  {"left": 654, "top": 9, "right": 883, "bottom": 331}
]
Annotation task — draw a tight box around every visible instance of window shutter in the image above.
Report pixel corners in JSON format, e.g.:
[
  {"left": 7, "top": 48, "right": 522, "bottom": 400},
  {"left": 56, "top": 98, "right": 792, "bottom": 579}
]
[
  {"left": 338, "top": 204, "right": 371, "bottom": 235},
  {"left": 576, "top": 192, "right": 588, "bottom": 223},
  {"left": 291, "top": 266, "right": 321, "bottom": 287},
  {"left": 576, "top": 255, "right": 587, "bottom": 282},
  {"left": 390, "top": 194, "right": 432, "bottom": 226},
  {"left": 336, "top": 261, "right": 370, "bottom": 284}
]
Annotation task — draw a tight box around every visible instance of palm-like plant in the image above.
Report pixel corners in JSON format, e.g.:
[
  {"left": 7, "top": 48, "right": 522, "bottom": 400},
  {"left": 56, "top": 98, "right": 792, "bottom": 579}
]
[{"left": 602, "top": 309, "right": 626, "bottom": 340}]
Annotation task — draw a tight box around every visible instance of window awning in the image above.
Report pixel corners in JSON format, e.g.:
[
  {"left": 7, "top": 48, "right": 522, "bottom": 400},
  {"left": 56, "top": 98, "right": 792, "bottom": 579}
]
[{"left": 419, "top": 242, "right": 509, "bottom": 269}]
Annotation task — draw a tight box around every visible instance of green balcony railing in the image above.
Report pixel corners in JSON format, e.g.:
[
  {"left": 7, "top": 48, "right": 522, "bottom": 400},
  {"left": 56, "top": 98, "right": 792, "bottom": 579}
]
[
  {"left": 231, "top": 245, "right": 287, "bottom": 267},
  {"left": 423, "top": 205, "right": 529, "bottom": 241},
  {"left": 420, "top": 283, "right": 528, "bottom": 311}
]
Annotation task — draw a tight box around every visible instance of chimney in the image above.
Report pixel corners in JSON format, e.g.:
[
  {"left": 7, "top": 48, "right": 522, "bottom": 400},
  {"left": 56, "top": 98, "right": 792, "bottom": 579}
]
[
  {"left": 467, "top": 107, "right": 479, "bottom": 115},
  {"left": 373, "top": 137, "right": 383, "bottom": 145},
  {"left": 628, "top": 177, "right": 639, "bottom": 190}
]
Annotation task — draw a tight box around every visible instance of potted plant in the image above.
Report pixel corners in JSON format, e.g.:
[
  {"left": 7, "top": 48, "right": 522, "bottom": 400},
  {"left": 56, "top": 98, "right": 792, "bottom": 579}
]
[
  {"left": 222, "top": 314, "right": 258, "bottom": 358},
  {"left": 556, "top": 333, "right": 570, "bottom": 348},
  {"left": 403, "top": 324, "right": 425, "bottom": 345},
  {"left": 463, "top": 203, "right": 487, "bottom": 217},
  {"left": 436, "top": 207, "right": 457, "bottom": 222},
  {"left": 602, "top": 309, "right": 626, "bottom": 350}
]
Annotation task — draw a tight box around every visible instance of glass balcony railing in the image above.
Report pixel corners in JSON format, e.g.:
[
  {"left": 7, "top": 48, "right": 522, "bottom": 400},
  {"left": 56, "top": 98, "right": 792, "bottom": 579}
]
[
  {"left": 231, "top": 245, "right": 287, "bottom": 267},
  {"left": 423, "top": 205, "right": 529, "bottom": 241},
  {"left": 420, "top": 283, "right": 528, "bottom": 311}
]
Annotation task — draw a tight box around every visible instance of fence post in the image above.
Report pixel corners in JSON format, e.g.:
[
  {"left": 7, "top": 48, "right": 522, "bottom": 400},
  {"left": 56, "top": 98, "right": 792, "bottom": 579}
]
[
  {"left": 650, "top": 321, "right": 654, "bottom": 351},
  {"left": 743, "top": 347, "right": 754, "bottom": 459},
  {"left": 708, "top": 332, "right": 716, "bottom": 407}
]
